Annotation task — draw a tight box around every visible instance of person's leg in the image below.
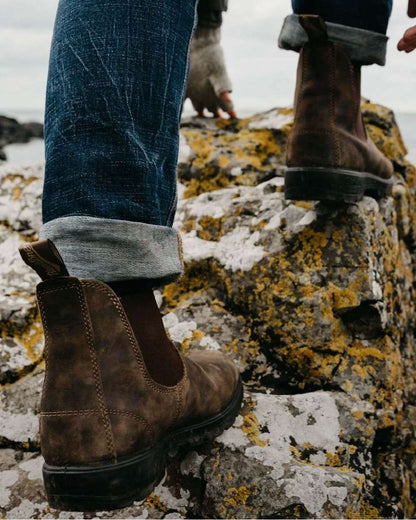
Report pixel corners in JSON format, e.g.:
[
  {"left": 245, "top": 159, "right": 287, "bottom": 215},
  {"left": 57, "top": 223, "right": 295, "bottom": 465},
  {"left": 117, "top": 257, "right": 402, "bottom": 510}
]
[
  {"left": 292, "top": 0, "right": 393, "bottom": 34},
  {"left": 40, "top": 0, "right": 200, "bottom": 390},
  {"left": 280, "top": 0, "right": 393, "bottom": 65},
  {"left": 20, "top": 0, "right": 243, "bottom": 510},
  {"left": 41, "top": 0, "right": 195, "bottom": 285},
  {"left": 279, "top": 3, "right": 394, "bottom": 202}
]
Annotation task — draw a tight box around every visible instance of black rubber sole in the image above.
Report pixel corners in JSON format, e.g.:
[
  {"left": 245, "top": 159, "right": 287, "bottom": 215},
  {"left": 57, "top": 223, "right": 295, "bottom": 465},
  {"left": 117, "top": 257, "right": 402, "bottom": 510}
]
[
  {"left": 284, "top": 167, "right": 393, "bottom": 203},
  {"left": 43, "top": 379, "right": 244, "bottom": 512}
]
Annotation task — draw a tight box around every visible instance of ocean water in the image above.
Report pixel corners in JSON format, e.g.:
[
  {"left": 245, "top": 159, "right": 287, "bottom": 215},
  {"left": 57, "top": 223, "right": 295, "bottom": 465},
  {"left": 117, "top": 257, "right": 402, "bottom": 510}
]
[
  {"left": 396, "top": 113, "right": 416, "bottom": 164},
  {"left": 3, "top": 110, "right": 416, "bottom": 166},
  {"left": 4, "top": 139, "right": 45, "bottom": 164},
  {"left": 2, "top": 109, "right": 45, "bottom": 164}
]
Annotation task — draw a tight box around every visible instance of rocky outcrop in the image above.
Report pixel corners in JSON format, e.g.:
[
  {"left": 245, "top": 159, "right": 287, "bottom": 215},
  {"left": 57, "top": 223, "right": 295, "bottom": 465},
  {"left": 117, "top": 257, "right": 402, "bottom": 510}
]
[
  {"left": 0, "top": 116, "right": 43, "bottom": 161},
  {"left": 1, "top": 102, "right": 416, "bottom": 518}
]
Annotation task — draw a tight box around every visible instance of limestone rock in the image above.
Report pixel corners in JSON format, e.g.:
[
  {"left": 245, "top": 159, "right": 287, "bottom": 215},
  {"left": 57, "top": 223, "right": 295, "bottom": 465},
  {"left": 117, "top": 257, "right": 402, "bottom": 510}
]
[
  {"left": 168, "top": 102, "right": 416, "bottom": 516},
  {"left": 178, "top": 109, "right": 291, "bottom": 198},
  {"left": 0, "top": 163, "right": 43, "bottom": 385},
  {"left": 0, "top": 365, "right": 43, "bottom": 449},
  {"left": 162, "top": 290, "right": 270, "bottom": 389},
  {"left": 0, "top": 391, "right": 378, "bottom": 519},
  {"left": 0, "top": 163, "right": 43, "bottom": 235},
  {"left": 1, "top": 103, "right": 416, "bottom": 518}
]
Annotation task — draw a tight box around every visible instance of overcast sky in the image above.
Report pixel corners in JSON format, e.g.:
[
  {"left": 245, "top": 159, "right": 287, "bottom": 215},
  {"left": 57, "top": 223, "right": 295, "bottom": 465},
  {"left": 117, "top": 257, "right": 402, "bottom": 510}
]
[{"left": 1, "top": 0, "right": 416, "bottom": 115}]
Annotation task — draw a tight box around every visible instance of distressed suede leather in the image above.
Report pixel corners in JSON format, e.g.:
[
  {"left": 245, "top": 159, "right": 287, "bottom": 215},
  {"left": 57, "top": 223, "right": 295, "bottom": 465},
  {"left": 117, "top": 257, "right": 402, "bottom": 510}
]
[
  {"left": 178, "top": 349, "right": 240, "bottom": 425},
  {"left": 37, "top": 276, "right": 240, "bottom": 467},
  {"left": 287, "top": 15, "right": 393, "bottom": 180}
]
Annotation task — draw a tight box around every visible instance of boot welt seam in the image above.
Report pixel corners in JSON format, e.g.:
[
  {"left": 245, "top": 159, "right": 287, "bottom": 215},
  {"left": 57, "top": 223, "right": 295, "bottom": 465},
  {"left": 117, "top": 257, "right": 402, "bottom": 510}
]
[
  {"left": 40, "top": 409, "right": 155, "bottom": 438},
  {"left": 82, "top": 281, "right": 187, "bottom": 395}
]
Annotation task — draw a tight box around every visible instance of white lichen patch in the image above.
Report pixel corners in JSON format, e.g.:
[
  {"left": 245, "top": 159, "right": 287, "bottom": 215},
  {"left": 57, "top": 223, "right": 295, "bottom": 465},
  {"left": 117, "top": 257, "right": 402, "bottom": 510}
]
[
  {"left": 217, "top": 415, "right": 247, "bottom": 449},
  {"left": 0, "top": 233, "right": 38, "bottom": 322},
  {"left": 56, "top": 511, "right": 89, "bottom": 519},
  {"left": 218, "top": 392, "right": 344, "bottom": 480},
  {"left": 199, "top": 335, "right": 221, "bottom": 351},
  {"left": 19, "top": 456, "right": 43, "bottom": 481},
  {"left": 282, "top": 465, "right": 352, "bottom": 515},
  {"left": 0, "top": 162, "right": 43, "bottom": 234},
  {"left": 165, "top": 319, "right": 197, "bottom": 344},
  {"left": 176, "top": 188, "right": 239, "bottom": 221},
  {"left": 0, "top": 335, "right": 43, "bottom": 385},
  {"left": 5, "top": 498, "right": 47, "bottom": 519},
  {"left": 240, "top": 392, "right": 341, "bottom": 480},
  {"left": 178, "top": 133, "right": 192, "bottom": 165},
  {"left": 0, "top": 411, "right": 38, "bottom": 445},
  {"left": 230, "top": 167, "right": 243, "bottom": 177},
  {"left": 181, "top": 227, "right": 266, "bottom": 272},
  {"left": 212, "top": 392, "right": 365, "bottom": 516},
  {"left": 152, "top": 477, "right": 190, "bottom": 514},
  {"left": 0, "top": 469, "right": 19, "bottom": 508},
  {"left": 248, "top": 109, "right": 293, "bottom": 130}
]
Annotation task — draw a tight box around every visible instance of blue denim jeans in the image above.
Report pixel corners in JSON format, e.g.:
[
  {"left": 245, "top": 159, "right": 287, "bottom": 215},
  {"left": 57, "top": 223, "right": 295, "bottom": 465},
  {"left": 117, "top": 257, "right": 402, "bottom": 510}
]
[
  {"left": 41, "top": 0, "right": 197, "bottom": 284},
  {"left": 292, "top": 0, "right": 393, "bottom": 34},
  {"left": 280, "top": 0, "right": 393, "bottom": 65}
]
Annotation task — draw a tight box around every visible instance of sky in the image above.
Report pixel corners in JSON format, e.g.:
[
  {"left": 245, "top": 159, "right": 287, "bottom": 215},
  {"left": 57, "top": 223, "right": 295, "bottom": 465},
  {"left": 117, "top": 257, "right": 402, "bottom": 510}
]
[{"left": 1, "top": 0, "right": 416, "bottom": 116}]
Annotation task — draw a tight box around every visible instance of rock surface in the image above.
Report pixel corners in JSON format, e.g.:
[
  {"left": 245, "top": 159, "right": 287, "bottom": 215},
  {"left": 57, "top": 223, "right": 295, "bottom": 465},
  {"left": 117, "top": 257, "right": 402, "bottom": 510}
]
[{"left": 1, "top": 102, "right": 416, "bottom": 518}]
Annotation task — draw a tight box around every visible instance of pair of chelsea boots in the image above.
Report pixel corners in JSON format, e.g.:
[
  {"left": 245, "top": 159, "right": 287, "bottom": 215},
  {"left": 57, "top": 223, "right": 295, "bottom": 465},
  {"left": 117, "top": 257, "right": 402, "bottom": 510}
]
[{"left": 20, "top": 14, "right": 394, "bottom": 514}]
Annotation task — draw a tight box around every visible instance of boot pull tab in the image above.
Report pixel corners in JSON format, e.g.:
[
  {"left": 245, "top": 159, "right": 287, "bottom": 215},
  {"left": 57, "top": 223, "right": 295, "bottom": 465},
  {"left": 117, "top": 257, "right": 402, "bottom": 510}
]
[
  {"left": 299, "top": 15, "right": 328, "bottom": 44},
  {"left": 19, "top": 239, "right": 69, "bottom": 280}
]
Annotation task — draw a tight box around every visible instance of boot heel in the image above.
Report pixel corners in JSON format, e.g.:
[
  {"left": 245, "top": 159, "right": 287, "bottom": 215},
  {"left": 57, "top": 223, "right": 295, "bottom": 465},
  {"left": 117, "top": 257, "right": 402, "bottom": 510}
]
[
  {"left": 43, "top": 379, "right": 243, "bottom": 512},
  {"left": 43, "top": 444, "right": 166, "bottom": 512},
  {"left": 284, "top": 167, "right": 393, "bottom": 203}
]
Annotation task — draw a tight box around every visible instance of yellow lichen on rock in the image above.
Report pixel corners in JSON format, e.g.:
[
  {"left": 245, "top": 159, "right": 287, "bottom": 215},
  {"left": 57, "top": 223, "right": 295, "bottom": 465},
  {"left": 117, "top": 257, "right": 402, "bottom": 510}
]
[{"left": 170, "top": 104, "right": 416, "bottom": 517}]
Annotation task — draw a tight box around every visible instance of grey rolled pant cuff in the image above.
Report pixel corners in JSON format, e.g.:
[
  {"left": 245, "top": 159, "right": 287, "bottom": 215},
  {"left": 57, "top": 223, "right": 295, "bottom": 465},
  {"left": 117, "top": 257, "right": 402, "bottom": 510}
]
[
  {"left": 279, "top": 14, "right": 388, "bottom": 66},
  {"left": 40, "top": 216, "right": 184, "bottom": 286}
]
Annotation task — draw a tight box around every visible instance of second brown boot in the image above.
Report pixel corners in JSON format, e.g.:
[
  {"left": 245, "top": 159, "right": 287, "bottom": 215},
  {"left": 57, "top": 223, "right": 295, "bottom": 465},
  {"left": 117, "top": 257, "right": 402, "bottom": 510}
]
[
  {"left": 284, "top": 15, "right": 394, "bottom": 203},
  {"left": 19, "top": 239, "right": 243, "bottom": 512}
]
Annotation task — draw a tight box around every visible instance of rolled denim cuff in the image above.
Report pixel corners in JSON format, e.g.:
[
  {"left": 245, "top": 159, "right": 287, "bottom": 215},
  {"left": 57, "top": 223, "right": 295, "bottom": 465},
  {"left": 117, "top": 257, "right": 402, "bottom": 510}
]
[
  {"left": 40, "top": 216, "right": 184, "bottom": 286},
  {"left": 279, "top": 14, "right": 388, "bottom": 66}
]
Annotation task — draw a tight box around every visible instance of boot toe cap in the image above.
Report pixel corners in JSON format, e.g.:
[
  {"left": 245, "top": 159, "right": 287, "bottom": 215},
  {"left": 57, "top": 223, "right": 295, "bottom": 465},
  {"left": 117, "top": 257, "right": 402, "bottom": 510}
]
[{"left": 184, "top": 349, "right": 241, "bottom": 416}]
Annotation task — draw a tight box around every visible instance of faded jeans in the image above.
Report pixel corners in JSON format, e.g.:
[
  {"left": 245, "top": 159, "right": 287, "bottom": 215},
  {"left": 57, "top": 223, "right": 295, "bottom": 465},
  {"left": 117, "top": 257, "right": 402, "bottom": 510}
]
[
  {"left": 281, "top": 0, "right": 393, "bottom": 65},
  {"left": 41, "top": 0, "right": 393, "bottom": 285},
  {"left": 41, "top": 0, "right": 197, "bottom": 284}
]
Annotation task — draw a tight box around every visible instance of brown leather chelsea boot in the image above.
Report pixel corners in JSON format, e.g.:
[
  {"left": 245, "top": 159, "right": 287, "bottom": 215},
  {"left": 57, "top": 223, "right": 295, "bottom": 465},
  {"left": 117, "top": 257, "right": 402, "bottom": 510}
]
[
  {"left": 19, "top": 240, "right": 243, "bottom": 511},
  {"left": 284, "top": 15, "right": 394, "bottom": 203}
]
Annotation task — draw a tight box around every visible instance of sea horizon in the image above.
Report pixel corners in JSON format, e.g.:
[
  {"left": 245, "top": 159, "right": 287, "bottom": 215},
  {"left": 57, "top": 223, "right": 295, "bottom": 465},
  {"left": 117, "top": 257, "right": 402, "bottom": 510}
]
[{"left": 3, "top": 107, "right": 416, "bottom": 165}]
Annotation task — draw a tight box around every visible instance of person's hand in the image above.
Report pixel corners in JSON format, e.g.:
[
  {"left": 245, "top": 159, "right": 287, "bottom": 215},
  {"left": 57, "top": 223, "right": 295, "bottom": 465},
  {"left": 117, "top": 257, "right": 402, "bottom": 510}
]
[
  {"left": 398, "top": 0, "right": 416, "bottom": 52},
  {"left": 186, "top": 27, "right": 237, "bottom": 118}
]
